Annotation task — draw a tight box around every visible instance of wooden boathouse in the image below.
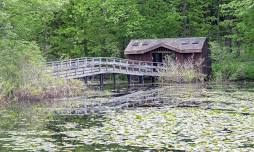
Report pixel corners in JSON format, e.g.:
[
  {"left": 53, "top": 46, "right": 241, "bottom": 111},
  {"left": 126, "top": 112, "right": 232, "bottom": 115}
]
[{"left": 124, "top": 37, "right": 212, "bottom": 76}]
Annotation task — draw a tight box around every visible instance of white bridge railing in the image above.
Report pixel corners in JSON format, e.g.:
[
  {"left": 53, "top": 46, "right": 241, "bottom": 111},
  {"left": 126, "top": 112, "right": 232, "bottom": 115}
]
[{"left": 47, "top": 57, "right": 166, "bottom": 79}]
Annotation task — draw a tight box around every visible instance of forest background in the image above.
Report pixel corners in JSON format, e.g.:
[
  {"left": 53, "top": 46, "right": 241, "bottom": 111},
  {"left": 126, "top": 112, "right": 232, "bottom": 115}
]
[{"left": 0, "top": 0, "right": 254, "bottom": 97}]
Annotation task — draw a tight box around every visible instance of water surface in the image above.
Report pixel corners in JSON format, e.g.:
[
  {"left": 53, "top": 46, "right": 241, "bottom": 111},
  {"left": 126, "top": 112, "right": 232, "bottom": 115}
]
[{"left": 0, "top": 83, "right": 254, "bottom": 151}]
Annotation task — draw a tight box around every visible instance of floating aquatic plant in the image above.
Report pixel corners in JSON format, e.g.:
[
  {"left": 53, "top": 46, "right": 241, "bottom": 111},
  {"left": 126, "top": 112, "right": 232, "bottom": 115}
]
[{"left": 0, "top": 84, "right": 253, "bottom": 151}]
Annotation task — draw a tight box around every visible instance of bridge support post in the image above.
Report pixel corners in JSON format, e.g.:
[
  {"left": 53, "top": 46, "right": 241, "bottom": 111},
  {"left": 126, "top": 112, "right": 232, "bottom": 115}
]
[
  {"left": 84, "top": 77, "right": 88, "bottom": 84},
  {"left": 112, "top": 73, "right": 116, "bottom": 86},
  {"left": 151, "top": 76, "right": 156, "bottom": 85},
  {"left": 99, "top": 74, "right": 104, "bottom": 90},
  {"left": 127, "top": 75, "right": 131, "bottom": 85},
  {"left": 139, "top": 76, "right": 144, "bottom": 84}
]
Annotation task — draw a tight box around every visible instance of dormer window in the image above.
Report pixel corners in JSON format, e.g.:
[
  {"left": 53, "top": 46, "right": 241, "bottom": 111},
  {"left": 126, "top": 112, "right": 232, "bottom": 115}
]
[
  {"left": 142, "top": 41, "right": 149, "bottom": 46},
  {"left": 181, "top": 42, "right": 189, "bottom": 45},
  {"left": 132, "top": 42, "right": 139, "bottom": 46},
  {"left": 192, "top": 41, "right": 199, "bottom": 44}
]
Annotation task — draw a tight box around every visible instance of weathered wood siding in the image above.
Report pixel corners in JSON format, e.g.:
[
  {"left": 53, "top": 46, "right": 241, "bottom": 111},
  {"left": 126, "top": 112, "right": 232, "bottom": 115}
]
[
  {"left": 127, "top": 47, "right": 200, "bottom": 64},
  {"left": 201, "top": 39, "right": 212, "bottom": 77}
]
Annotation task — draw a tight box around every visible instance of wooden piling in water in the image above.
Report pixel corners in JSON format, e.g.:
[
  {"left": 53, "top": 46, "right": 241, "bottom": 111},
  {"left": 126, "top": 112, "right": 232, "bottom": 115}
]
[
  {"left": 139, "top": 76, "right": 144, "bottom": 84},
  {"left": 84, "top": 76, "right": 88, "bottom": 84},
  {"left": 127, "top": 75, "right": 131, "bottom": 85},
  {"left": 99, "top": 74, "right": 104, "bottom": 89},
  {"left": 151, "top": 76, "right": 155, "bottom": 84},
  {"left": 112, "top": 73, "right": 116, "bottom": 86}
]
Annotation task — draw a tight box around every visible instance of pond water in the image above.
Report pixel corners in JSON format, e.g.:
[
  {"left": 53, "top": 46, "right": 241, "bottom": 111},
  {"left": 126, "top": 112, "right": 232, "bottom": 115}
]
[{"left": 0, "top": 83, "right": 254, "bottom": 151}]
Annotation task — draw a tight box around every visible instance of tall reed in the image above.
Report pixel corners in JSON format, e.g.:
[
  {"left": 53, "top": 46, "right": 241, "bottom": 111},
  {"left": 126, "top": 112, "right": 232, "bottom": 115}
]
[
  {"left": 159, "top": 56, "right": 205, "bottom": 84},
  {"left": 13, "top": 65, "right": 86, "bottom": 102}
]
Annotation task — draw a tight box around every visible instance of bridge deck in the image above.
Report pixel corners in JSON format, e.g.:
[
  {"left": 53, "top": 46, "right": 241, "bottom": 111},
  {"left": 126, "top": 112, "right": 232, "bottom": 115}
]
[{"left": 48, "top": 57, "right": 166, "bottom": 79}]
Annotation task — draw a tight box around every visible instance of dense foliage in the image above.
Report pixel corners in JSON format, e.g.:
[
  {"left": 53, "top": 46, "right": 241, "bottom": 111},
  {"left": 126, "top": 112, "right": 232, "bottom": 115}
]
[
  {"left": 0, "top": 0, "right": 69, "bottom": 98},
  {"left": 0, "top": 0, "right": 254, "bottom": 97},
  {"left": 40, "top": 0, "right": 254, "bottom": 60}
]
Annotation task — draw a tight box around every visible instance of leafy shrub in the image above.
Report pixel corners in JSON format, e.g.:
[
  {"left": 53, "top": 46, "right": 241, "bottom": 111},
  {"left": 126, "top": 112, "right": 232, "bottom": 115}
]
[
  {"left": 210, "top": 42, "right": 248, "bottom": 81},
  {"left": 0, "top": 40, "right": 44, "bottom": 98},
  {"left": 0, "top": 40, "right": 86, "bottom": 102}
]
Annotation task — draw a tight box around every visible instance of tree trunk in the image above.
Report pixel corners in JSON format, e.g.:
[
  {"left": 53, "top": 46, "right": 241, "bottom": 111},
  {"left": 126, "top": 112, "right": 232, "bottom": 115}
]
[
  {"left": 216, "top": 0, "right": 221, "bottom": 43},
  {"left": 182, "top": 0, "right": 189, "bottom": 37}
]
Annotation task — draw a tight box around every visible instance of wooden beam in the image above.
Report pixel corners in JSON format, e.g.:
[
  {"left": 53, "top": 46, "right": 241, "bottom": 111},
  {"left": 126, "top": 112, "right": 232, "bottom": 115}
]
[
  {"left": 127, "top": 75, "right": 131, "bottom": 85},
  {"left": 139, "top": 76, "right": 144, "bottom": 84},
  {"left": 112, "top": 73, "right": 116, "bottom": 86},
  {"left": 99, "top": 74, "right": 104, "bottom": 90}
]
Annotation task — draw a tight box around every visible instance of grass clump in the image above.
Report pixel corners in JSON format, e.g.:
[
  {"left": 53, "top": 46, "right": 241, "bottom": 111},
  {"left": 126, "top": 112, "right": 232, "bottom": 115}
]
[
  {"left": 14, "top": 76, "right": 86, "bottom": 102},
  {"left": 159, "top": 56, "right": 205, "bottom": 84}
]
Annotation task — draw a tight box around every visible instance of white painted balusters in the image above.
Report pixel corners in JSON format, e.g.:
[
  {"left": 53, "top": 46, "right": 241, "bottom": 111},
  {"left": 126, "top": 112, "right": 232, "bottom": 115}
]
[{"left": 49, "top": 57, "right": 165, "bottom": 79}]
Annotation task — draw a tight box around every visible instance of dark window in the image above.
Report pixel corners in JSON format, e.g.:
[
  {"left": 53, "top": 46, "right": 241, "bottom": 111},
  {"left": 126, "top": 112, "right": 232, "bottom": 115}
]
[
  {"left": 192, "top": 41, "right": 199, "bottom": 44},
  {"left": 142, "top": 41, "right": 149, "bottom": 46},
  {"left": 182, "top": 42, "right": 189, "bottom": 45},
  {"left": 132, "top": 42, "right": 139, "bottom": 46}
]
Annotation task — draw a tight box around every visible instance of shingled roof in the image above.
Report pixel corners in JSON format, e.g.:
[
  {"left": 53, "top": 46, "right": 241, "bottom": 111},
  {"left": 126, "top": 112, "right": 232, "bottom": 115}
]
[{"left": 124, "top": 37, "right": 207, "bottom": 55}]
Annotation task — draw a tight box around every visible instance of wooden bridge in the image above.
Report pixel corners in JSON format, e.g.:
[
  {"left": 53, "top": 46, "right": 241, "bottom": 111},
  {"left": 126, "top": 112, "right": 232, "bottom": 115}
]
[{"left": 48, "top": 57, "right": 166, "bottom": 80}]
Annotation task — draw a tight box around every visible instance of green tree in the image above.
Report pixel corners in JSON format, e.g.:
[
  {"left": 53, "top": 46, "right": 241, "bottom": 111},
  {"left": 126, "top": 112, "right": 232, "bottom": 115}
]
[
  {"left": 47, "top": 0, "right": 145, "bottom": 59},
  {"left": 0, "top": 0, "right": 62, "bottom": 97}
]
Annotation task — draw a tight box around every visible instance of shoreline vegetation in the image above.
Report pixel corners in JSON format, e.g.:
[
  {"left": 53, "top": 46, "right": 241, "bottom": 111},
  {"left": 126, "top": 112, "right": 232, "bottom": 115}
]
[
  {"left": 0, "top": 56, "right": 88, "bottom": 104},
  {"left": 0, "top": 51, "right": 253, "bottom": 104},
  {"left": 0, "top": 49, "right": 253, "bottom": 105}
]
